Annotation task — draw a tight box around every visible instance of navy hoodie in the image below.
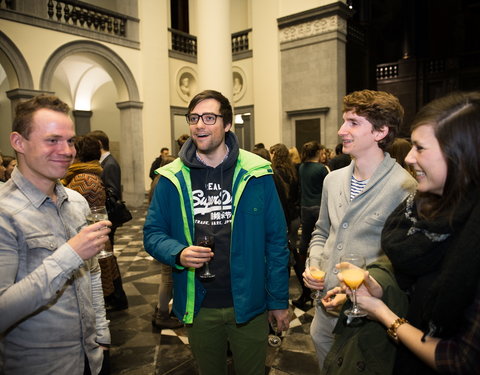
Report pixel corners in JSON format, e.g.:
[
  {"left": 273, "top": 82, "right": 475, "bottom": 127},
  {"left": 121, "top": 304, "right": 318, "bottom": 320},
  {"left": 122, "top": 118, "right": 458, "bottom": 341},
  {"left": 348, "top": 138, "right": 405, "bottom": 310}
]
[{"left": 179, "top": 132, "right": 239, "bottom": 308}]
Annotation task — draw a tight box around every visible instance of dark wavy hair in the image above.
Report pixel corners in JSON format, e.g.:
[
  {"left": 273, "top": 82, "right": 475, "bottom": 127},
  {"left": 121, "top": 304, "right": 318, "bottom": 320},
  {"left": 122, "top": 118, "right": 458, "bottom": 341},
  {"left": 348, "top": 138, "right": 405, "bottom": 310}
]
[
  {"left": 187, "top": 90, "right": 233, "bottom": 127},
  {"left": 270, "top": 143, "right": 297, "bottom": 185},
  {"left": 412, "top": 91, "right": 480, "bottom": 221},
  {"left": 75, "top": 135, "right": 101, "bottom": 162},
  {"left": 343, "top": 90, "right": 404, "bottom": 151}
]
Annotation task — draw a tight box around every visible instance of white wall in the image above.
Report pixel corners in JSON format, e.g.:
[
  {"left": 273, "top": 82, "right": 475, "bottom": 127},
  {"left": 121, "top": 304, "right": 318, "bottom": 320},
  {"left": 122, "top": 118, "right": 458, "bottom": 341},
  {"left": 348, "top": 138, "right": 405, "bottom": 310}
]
[
  {"left": 279, "top": 0, "right": 346, "bottom": 17},
  {"left": 231, "top": 0, "right": 249, "bottom": 32},
  {"left": 138, "top": 1, "right": 172, "bottom": 190},
  {"left": 91, "top": 81, "right": 120, "bottom": 139},
  {"left": 250, "top": 0, "right": 282, "bottom": 148}
]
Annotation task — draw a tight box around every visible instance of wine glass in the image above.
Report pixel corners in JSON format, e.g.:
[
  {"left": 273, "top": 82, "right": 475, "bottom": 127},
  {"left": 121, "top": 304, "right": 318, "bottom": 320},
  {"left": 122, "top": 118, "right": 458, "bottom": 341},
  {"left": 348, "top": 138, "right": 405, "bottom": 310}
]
[
  {"left": 196, "top": 234, "right": 215, "bottom": 279},
  {"left": 86, "top": 206, "right": 112, "bottom": 259},
  {"left": 267, "top": 319, "right": 282, "bottom": 347},
  {"left": 339, "top": 253, "right": 367, "bottom": 318},
  {"left": 307, "top": 257, "right": 326, "bottom": 303}
]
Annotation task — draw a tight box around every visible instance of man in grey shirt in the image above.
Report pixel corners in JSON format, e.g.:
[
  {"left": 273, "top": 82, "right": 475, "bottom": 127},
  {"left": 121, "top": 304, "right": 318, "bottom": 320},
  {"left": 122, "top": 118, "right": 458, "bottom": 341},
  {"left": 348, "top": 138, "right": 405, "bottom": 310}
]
[
  {"left": 0, "top": 95, "right": 111, "bottom": 374},
  {"left": 303, "top": 90, "right": 417, "bottom": 369}
]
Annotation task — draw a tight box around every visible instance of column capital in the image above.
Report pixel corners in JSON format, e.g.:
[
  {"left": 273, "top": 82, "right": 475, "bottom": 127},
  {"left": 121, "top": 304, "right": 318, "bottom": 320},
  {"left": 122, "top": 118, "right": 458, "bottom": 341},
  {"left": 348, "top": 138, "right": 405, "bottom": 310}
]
[
  {"left": 6, "top": 88, "right": 53, "bottom": 101},
  {"left": 116, "top": 100, "right": 144, "bottom": 110}
]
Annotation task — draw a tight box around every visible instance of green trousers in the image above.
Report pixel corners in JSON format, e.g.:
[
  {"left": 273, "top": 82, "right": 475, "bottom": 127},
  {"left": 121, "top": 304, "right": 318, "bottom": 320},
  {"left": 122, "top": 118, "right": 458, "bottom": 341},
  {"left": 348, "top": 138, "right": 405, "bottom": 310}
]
[{"left": 186, "top": 307, "right": 269, "bottom": 375}]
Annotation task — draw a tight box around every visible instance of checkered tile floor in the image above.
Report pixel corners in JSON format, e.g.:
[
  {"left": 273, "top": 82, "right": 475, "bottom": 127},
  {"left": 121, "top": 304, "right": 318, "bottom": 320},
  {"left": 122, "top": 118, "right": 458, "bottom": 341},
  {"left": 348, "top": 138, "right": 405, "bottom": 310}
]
[{"left": 108, "top": 201, "right": 320, "bottom": 374}]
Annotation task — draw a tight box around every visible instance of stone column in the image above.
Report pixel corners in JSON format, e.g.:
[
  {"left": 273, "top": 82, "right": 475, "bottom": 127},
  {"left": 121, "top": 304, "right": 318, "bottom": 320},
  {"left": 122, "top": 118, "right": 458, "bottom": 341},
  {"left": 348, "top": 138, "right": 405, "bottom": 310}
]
[
  {"left": 194, "top": 0, "right": 232, "bottom": 99},
  {"left": 278, "top": 3, "right": 351, "bottom": 149},
  {"left": 72, "top": 110, "right": 92, "bottom": 135},
  {"left": 116, "top": 100, "right": 145, "bottom": 207}
]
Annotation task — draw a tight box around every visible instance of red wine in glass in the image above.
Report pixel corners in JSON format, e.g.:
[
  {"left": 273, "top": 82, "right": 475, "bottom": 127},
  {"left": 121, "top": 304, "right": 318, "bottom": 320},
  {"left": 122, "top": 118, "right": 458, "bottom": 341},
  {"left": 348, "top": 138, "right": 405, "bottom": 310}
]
[{"left": 197, "top": 235, "right": 215, "bottom": 279}]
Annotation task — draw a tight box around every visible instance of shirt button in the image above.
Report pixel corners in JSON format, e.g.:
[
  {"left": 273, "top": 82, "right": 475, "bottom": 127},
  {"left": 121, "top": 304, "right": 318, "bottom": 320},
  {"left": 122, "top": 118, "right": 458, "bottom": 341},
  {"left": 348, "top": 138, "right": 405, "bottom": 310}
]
[
  {"left": 356, "top": 361, "right": 366, "bottom": 371},
  {"left": 333, "top": 268, "right": 339, "bottom": 274},
  {"left": 342, "top": 222, "right": 348, "bottom": 229},
  {"left": 337, "top": 357, "right": 343, "bottom": 366},
  {"left": 336, "top": 244, "right": 343, "bottom": 250}
]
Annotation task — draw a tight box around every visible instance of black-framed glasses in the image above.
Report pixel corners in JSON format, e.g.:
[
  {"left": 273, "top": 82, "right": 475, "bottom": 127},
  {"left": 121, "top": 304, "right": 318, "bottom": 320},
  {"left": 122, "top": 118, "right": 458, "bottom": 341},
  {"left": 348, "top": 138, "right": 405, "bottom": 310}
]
[{"left": 185, "top": 113, "right": 223, "bottom": 125}]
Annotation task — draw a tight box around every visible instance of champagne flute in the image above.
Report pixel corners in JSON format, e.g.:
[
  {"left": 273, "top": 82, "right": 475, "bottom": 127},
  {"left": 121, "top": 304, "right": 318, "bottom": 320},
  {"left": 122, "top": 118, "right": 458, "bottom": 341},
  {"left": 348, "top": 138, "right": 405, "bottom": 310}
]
[
  {"left": 196, "top": 234, "right": 215, "bottom": 279},
  {"left": 86, "top": 206, "right": 112, "bottom": 259},
  {"left": 307, "top": 257, "right": 326, "bottom": 303},
  {"left": 340, "top": 253, "right": 367, "bottom": 318}
]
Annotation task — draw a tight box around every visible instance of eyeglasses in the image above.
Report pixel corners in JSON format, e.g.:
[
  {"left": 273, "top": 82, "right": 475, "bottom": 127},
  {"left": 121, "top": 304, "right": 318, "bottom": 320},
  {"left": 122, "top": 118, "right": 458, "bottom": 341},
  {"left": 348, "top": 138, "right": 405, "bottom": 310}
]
[{"left": 185, "top": 113, "right": 223, "bottom": 125}]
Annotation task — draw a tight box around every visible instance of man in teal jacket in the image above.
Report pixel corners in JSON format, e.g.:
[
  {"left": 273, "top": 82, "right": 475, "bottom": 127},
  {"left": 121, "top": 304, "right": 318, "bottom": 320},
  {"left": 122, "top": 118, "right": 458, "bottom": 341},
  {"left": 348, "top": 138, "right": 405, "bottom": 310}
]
[{"left": 143, "top": 90, "right": 290, "bottom": 375}]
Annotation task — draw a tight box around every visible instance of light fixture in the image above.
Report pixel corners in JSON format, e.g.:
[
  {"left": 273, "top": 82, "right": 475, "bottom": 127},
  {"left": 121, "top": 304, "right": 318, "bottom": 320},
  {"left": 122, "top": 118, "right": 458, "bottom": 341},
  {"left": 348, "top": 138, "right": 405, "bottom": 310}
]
[{"left": 235, "top": 114, "right": 244, "bottom": 124}]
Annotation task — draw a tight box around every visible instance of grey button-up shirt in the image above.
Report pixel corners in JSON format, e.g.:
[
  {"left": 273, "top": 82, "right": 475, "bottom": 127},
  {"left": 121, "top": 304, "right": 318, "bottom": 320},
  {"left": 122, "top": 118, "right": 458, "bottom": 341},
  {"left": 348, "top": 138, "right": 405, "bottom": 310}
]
[{"left": 0, "top": 168, "right": 110, "bottom": 375}]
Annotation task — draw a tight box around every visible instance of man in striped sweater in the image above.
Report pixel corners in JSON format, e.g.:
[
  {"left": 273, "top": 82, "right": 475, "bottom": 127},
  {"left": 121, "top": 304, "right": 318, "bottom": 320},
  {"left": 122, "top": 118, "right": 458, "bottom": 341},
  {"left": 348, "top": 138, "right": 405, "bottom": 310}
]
[{"left": 303, "top": 90, "right": 417, "bottom": 369}]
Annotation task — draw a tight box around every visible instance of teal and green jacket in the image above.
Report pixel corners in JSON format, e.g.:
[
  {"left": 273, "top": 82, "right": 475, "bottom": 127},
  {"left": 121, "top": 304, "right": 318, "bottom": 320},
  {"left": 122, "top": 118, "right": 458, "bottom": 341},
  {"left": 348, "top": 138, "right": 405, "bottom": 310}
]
[{"left": 143, "top": 148, "right": 289, "bottom": 324}]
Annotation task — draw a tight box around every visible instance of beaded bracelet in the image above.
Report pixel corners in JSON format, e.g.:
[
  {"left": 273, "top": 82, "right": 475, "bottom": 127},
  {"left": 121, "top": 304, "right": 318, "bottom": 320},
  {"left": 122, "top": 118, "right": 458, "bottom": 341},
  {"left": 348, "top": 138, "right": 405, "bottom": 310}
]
[{"left": 387, "top": 318, "right": 408, "bottom": 343}]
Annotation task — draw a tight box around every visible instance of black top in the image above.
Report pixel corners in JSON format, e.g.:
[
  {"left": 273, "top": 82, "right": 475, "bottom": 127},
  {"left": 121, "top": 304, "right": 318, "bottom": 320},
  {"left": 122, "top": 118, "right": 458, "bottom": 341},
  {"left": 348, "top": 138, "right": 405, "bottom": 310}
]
[{"left": 100, "top": 154, "right": 122, "bottom": 201}]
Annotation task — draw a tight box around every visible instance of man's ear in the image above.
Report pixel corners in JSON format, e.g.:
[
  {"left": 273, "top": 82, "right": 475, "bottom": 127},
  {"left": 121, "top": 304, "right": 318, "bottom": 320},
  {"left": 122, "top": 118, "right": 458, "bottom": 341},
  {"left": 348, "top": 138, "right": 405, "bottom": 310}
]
[
  {"left": 10, "top": 132, "right": 25, "bottom": 154},
  {"left": 224, "top": 122, "right": 232, "bottom": 132},
  {"left": 374, "top": 125, "right": 389, "bottom": 142}
]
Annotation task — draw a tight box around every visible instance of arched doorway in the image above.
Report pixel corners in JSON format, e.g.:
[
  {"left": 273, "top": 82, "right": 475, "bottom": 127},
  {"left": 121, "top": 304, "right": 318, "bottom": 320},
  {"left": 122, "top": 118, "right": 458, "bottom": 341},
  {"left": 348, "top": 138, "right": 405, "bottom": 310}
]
[{"left": 40, "top": 40, "right": 145, "bottom": 206}]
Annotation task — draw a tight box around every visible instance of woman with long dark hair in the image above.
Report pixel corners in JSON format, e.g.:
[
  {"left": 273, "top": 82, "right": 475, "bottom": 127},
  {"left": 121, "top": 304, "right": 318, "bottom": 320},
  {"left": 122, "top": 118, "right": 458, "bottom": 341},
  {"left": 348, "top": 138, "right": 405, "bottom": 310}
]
[
  {"left": 270, "top": 143, "right": 303, "bottom": 305},
  {"left": 339, "top": 92, "right": 480, "bottom": 374}
]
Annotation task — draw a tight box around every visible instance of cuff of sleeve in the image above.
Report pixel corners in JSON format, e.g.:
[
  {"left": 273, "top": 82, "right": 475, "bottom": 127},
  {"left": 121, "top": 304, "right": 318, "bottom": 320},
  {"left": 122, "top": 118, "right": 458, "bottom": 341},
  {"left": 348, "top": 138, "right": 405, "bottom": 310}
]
[
  {"left": 96, "top": 328, "right": 111, "bottom": 345},
  {"left": 51, "top": 243, "right": 84, "bottom": 272},
  {"left": 175, "top": 248, "right": 186, "bottom": 269}
]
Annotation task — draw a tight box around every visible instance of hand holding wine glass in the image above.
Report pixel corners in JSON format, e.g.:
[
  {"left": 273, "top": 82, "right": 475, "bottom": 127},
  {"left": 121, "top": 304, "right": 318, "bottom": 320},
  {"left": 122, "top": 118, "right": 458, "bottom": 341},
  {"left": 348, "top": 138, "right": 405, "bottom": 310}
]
[
  {"left": 196, "top": 234, "right": 215, "bottom": 279},
  {"left": 306, "top": 257, "right": 327, "bottom": 303},
  {"left": 86, "top": 206, "right": 112, "bottom": 259},
  {"left": 68, "top": 209, "right": 110, "bottom": 260},
  {"left": 339, "top": 253, "right": 367, "bottom": 319}
]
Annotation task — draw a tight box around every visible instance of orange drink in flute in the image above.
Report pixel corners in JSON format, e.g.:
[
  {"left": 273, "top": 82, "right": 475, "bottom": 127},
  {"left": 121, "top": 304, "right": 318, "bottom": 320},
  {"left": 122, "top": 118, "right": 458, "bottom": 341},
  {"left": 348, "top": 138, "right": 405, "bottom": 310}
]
[
  {"left": 340, "top": 253, "right": 367, "bottom": 318},
  {"left": 307, "top": 257, "right": 326, "bottom": 303},
  {"left": 342, "top": 268, "right": 364, "bottom": 289}
]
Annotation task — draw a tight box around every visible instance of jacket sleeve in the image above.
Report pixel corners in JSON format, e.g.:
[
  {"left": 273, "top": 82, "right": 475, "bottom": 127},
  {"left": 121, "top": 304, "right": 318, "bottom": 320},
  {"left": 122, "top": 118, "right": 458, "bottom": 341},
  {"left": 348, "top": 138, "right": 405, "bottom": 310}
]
[
  {"left": 143, "top": 177, "right": 189, "bottom": 267},
  {"left": 263, "top": 175, "right": 290, "bottom": 310}
]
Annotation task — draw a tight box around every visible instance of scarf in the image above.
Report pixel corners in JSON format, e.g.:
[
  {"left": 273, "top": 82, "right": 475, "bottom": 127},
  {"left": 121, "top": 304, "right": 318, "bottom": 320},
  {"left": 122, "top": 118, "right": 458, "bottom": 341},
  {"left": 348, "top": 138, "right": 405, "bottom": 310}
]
[
  {"left": 381, "top": 189, "right": 480, "bottom": 338},
  {"left": 61, "top": 161, "right": 103, "bottom": 186}
]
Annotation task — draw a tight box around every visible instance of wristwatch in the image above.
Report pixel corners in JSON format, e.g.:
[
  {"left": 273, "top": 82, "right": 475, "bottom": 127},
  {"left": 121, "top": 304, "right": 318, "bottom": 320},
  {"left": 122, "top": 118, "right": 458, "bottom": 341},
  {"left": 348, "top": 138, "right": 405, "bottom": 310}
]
[{"left": 387, "top": 317, "right": 408, "bottom": 343}]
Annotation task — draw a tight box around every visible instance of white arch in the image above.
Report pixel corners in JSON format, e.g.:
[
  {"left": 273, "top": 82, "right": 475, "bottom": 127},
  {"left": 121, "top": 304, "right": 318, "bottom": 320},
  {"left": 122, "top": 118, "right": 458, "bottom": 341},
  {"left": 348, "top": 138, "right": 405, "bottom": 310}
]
[
  {"left": 40, "top": 40, "right": 139, "bottom": 101},
  {"left": 40, "top": 40, "right": 145, "bottom": 206}
]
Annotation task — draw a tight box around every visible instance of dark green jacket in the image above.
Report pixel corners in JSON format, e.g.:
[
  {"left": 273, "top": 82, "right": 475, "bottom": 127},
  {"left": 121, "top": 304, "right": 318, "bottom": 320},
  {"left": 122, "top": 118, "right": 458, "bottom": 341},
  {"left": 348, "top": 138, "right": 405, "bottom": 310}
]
[{"left": 322, "top": 258, "right": 408, "bottom": 374}]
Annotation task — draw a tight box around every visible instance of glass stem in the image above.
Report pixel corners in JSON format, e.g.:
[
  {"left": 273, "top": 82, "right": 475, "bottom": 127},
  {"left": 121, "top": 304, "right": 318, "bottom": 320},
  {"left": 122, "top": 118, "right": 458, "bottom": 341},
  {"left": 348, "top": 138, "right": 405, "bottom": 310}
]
[{"left": 352, "top": 288, "right": 358, "bottom": 311}]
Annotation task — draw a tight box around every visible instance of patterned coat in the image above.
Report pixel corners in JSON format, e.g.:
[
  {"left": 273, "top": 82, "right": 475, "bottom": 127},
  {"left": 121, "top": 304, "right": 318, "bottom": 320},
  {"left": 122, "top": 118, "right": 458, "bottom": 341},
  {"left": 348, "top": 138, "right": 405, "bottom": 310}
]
[{"left": 62, "top": 161, "right": 119, "bottom": 296}]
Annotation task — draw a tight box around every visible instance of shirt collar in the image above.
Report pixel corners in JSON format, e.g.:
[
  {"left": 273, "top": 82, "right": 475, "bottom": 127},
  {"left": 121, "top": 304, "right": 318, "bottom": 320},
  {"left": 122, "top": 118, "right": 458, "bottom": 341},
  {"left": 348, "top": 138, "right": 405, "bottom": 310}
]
[
  {"left": 99, "top": 151, "right": 111, "bottom": 164},
  {"left": 11, "top": 168, "right": 68, "bottom": 208}
]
